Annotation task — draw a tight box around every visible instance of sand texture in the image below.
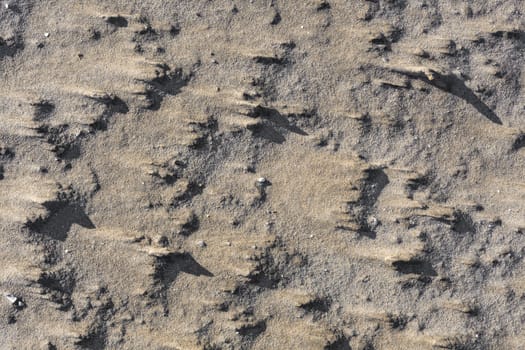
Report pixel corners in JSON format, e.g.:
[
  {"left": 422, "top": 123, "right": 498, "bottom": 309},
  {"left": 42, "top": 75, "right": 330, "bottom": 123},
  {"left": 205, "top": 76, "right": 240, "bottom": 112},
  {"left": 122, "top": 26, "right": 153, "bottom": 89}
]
[{"left": 0, "top": 1, "right": 524, "bottom": 349}]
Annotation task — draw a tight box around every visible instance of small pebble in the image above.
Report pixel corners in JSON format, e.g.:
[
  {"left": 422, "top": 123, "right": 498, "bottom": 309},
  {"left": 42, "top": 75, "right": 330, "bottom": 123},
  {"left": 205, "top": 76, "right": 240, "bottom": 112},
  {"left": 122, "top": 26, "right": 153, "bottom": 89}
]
[
  {"left": 44, "top": 32, "right": 50, "bottom": 37},
  {"left": 196, "top": 240, "right": 207, "bottom": 248},
  {"left": 367, "top": 216, "right": 379, "bottom": 229},
  {"left": 4, "top": 293, "right": 17, "bottom": 304},
  {"left": 4, "top": 293, "right": 24, "bottom": 308}
]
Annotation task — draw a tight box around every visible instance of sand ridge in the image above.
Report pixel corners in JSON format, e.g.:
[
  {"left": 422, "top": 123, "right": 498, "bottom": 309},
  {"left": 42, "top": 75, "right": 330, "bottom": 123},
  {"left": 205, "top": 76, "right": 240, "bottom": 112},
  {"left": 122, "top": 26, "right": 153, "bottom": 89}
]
[{"left": 0, "top": 1, "right": 524, "bottom": 349}]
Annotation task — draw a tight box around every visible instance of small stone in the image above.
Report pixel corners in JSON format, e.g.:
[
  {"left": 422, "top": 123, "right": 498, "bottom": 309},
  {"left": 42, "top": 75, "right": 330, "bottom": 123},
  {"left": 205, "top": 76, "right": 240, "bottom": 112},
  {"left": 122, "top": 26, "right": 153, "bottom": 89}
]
[
  {"left": 317, "top": 1, "right": 330, "bottom": 11},
  {"left": 196, "top": 240, "right": 207, "bottom": 248},
  {"left": 367, "top": 216, "right": 379, "bottom": 230},
  {"left": 156, "top": 235, "right": 169, "bottom": 247},
  {"left": 4, "top": 293, "right": 24, "bottom": 308},
  {"left": 44, "top": 33, "right": 50, "bottom": 37},
  {"left": 4, "top": 293, "right": 17, "bottom": 304},
  {"left": 255, "top": 177, "right": 271, "bottom": 192}
]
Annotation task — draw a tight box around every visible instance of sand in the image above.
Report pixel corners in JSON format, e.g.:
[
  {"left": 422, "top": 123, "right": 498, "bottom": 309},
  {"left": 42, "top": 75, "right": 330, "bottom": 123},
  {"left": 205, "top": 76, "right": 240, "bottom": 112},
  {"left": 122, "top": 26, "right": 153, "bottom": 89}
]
[{"left": 0, "top": 1, "right": 524, "bottom": 349}]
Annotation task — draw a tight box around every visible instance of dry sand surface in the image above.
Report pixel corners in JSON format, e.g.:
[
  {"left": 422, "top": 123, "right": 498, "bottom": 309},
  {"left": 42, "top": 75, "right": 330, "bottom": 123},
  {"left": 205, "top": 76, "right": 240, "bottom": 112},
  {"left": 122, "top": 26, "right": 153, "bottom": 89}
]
[{"left": 1, "top": 0, "right": 524, "bottom": 349}]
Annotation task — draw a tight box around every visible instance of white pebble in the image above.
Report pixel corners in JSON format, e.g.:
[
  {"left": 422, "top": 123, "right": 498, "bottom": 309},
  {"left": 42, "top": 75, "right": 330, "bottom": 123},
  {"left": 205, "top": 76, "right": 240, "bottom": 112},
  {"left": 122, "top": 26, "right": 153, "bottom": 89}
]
[
  {"left": 4, "top": 293, "right": 17, "bottom": 304},
  {"left": 367, "top": 216, "right": 379, "bottom": 229},
  {"left": 4, "top": 293, "right": 24, "bottom": 308}
]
